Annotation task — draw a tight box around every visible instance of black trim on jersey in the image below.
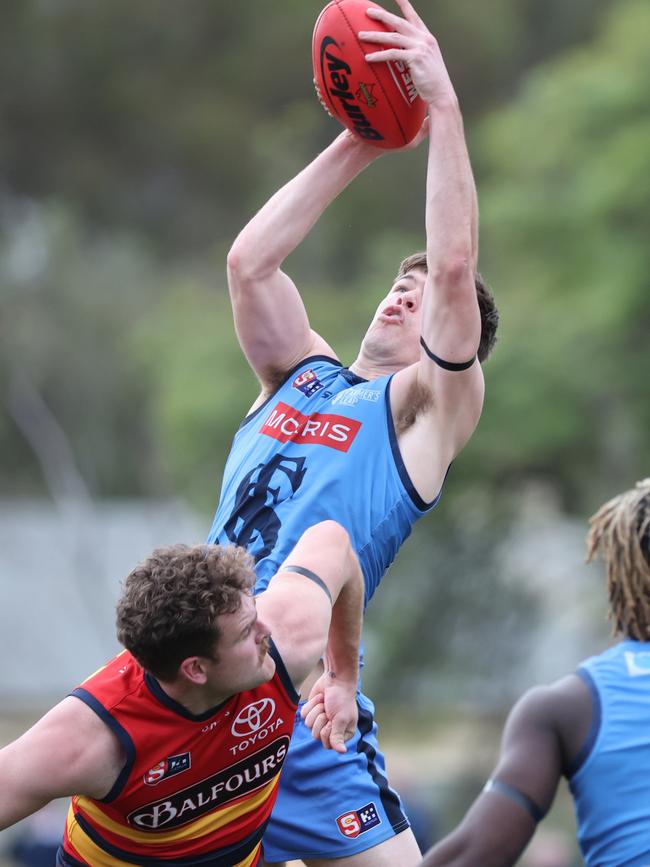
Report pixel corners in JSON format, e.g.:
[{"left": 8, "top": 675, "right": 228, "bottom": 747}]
[
  {"left": 281, "top": 564, "right": 333, "bottom": 604},
  {"left": 144, "top": 674, "right": 230, "bottom": 722},
  {"left": 238, "top": 355, "right": 342, "bottom": 430},
  {"left": 385, "top": 376, "right": 443, "bottom": 513},
  {"left": 419, "top": 336, "right": 476, "bottom": 371},
  {"left": 72, "top": 809, "right": 267, "bottom": 866},
  {"left": 339, "top": 367, "right": 368, "bottom": 386},
  {"left": 484, "top": 779, "right": 545, "bottom": 823},
  {"left": 56, "top": 846, "right": 87, "bottom": 866},
  {"left": 568, "top": 667, "right": 602, "bottom": 777},
  {"left": 70, "top": 688, "right": 136, "bottom": 803},
  {"left": 268, "top": 638, "right": 300, "bottom": 706},
  {"left": 356, "top": 702, "right": 410, "bottom": 834}
]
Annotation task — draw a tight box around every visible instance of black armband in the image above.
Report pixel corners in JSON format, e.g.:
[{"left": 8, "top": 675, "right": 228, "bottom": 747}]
[
  {"left": 420, "top": 336, "right": 476, "bottom": 371},
  {"left": 483, "top": 779, "right": 546, "bottom": 823},
  {"left": 282, "top": 564, "right": 332, "bottom": 605}
]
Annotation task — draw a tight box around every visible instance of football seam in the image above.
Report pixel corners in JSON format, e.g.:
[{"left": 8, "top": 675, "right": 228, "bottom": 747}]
[{"left": 335, "top": 0, "right": 408, "bottom": 145}]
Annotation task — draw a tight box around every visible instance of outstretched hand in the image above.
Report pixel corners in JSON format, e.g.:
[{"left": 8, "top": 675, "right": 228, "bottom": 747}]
[
  {"left": 360, "top": 0, "right": 456, "bottom": 107},
  {"left": 300, "top": 670, "right": 358, "bottom": 754}
]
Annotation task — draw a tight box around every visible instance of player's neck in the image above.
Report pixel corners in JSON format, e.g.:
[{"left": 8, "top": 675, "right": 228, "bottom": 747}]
[
  {"left": 348, "top": 356, "right": 400, "bottom": 381},
  {"left": 158, "top": 678, "right": 232, "bottom": 717}
]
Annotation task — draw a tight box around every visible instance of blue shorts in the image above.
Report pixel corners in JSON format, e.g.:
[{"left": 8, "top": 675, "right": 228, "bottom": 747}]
[{"left": 261, "top": 692, "right": 410, "bottom": 862}]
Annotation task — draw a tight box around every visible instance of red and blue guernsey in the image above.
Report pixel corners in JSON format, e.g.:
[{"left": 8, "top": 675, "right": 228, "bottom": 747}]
[
  {"left": 208, "top": 357, "right": 442, "bottom": 605},
  {"left": 58, "top": 641, "right": 298, "bottom": 867}
]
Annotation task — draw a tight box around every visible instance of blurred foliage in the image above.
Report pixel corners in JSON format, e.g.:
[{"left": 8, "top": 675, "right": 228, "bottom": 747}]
[
  {"left": 466, "top": 0, "right": 650, "bottom": 511},
  {"left": 0, "top": 0, "right": 646, "bottom": 714},
  {"left": 0, "top": 202, "right": 163, "bottom": 495},
  {"left": 0, "top": 0, "right": 611, "bottom": 256}
]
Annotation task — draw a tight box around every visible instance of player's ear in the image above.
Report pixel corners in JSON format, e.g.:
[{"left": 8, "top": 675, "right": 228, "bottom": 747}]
[{"left": 179, "top": 657, "right": 209, "bottom": 685}]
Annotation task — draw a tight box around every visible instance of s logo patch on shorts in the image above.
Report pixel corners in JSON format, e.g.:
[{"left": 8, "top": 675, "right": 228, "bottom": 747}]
[{"left": 336, "top": 802, "right": 381, "bottom": 838}]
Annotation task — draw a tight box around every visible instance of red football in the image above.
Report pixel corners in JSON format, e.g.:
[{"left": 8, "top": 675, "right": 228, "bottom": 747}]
[{"left": 312, "top": 0, "right": 426, "bottom": 149}]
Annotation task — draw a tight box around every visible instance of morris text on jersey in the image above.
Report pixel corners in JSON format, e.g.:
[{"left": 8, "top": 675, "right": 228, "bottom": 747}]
[{"left": 260, "top": 402, "right": 361, "bottom": 452}]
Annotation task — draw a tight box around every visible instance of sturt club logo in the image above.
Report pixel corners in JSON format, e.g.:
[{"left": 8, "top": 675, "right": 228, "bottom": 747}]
[{"left": 223, "top": 454, "right": 307, "bottom": 563}]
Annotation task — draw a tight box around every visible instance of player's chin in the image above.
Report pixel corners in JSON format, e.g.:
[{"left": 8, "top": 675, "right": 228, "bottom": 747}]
[{"left": 261, "top": 653, "right": 276, "bottom": 681}]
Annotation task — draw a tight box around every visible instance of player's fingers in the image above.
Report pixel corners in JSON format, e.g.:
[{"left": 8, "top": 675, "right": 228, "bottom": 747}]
[
  {"left": 319, "top": 720, "right": 333, "bottom": 749},
  {"left": 365, "top": 47, "right": 412, "bottom": 64},
  {"left": 301, "top": 692, "right": 324, "bottom": 718},
  {"left": 390, "top": 0, "right": 425, "bottom": 28},
  {"left": 328, "top": 722, "right": 350, "bottom": 754},
  {"left": 358, "top": 29, "right": 408, "bottom": 48},
  {"left": 311, "top": 712, "right": 329, "bottom": 741},
  {"left": 365, "top": 5, "right": 415, "bottom": 34},
  {"left": 303, "top": 704, "right": 326, "bottom": 731}
]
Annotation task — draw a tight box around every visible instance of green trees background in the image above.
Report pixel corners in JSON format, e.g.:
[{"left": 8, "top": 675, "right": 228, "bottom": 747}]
[
  {"left": 1, "top": 0, "right": 648, "bottom": 689},
  {"left": 1, "top": 2, "right": 648, "bottom": 856}
]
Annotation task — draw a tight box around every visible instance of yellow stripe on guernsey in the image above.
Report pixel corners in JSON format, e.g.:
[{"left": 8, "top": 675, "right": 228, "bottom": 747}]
[
  {"left": 66, "top": 810, "right": 261, "bottom": 867},
  {"left": 73, "top": 775, "right": 278, "bottom": 845}
]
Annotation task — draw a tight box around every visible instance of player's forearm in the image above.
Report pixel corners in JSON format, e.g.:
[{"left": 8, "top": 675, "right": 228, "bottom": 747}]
[
  {"left": 0, "top": 792, "right": 51, "bottom": 832},
  {"left": 227, "top": 133, "right": 379, "bottom": 281},
  {"left": 419, "top": 98, "right": 481, "bottom": 361},
  {"left": 422, "top": 829, "right": 518, "bottom": 867},
  {"left": 326, "top": 548, "right": 364, "bottom": 685},
  {"left": 0, "top": 752, "right": 52, "bottom": 831},
  {"left": 425, "top": 98, "right": 477, "bottom": 282},
  {"left": 420, "top": 831, "right": 469, "bottom": 866}
]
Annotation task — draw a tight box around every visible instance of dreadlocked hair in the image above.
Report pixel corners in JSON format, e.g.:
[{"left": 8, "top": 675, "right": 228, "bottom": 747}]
[{"left": 586, "top": 479, "right": 650, "bottom": 641}]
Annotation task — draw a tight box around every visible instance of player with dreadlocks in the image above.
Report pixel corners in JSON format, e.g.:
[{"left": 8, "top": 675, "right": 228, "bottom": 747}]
[{"left": 419, "top": 478, "right": 650, "bottom": 867}]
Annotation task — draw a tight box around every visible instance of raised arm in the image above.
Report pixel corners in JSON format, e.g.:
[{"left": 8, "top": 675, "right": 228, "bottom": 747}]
[
  {"left": 420, "top": 675, "right": 591, "bottom": 867},
  {"left": 255, "top": 520, "right": 364, "bottom": 752},
  {"left": 363, "top": 1, "right": 485, "bottom": 475},
  {"left": 0, "top": 696, "right": 124, "bottom": 831},
  {"left": 227, "top": 133, "right": 381, "bottom": 392}
]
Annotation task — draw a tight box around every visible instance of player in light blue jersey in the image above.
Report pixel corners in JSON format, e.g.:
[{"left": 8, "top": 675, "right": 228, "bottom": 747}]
[
  {"left": 421, "top": 478, "right": 650, "bottom": 867},
  {"left": 208, "top": 2, "right": 498, "bottom": 865}
]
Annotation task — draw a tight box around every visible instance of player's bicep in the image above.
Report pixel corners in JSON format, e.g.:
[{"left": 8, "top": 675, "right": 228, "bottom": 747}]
[
  {"left": 228, "top": 265, "right": 336, "bottom": 387},
  {"left": 421, "top": 788, "right": 537, "bottom": 867},
  {"left": 420, "top": 269, "right": 481, "bottom": 370},
  {"left": 423, "top": 689, "right": 564, "bottom": 866},
  {"left": 0, "top": 698, "right": 118, "bottom": 827},
  {"left": 391, "top": 356, "right": 484, "bottom": 468},
  {"left": 256, "top": 576, "right": 332, "bottom": 689},
  {"left": 490, "top": 686, "right": 565, "bottom": 820}
]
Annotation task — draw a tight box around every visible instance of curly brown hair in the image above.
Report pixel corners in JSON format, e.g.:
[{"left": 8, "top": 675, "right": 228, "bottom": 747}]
[
  {"left": 396, "top": 252, "right": 499, "bottom": 363},
  {"left": 586, "top": 479, "right": 650, "bottom": 641},
  {"left": 116, "top": 543, "right": 255, "bottom": 681}
]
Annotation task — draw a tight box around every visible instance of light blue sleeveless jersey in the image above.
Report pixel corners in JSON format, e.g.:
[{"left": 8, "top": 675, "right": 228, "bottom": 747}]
[
  {"left": 207, "top": 356, "right": 442, "bottom": 859},
  {"left": 569, "top": 640, "right": 650, "bottom": 866},
  {"left": 207, "top": 356, "right": 439, "bottom": 603}
]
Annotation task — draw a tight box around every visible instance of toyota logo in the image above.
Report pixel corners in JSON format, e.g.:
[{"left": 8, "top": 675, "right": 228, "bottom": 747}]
[{"left": 231, "top": 699, "right": 276, "bottom": 737}]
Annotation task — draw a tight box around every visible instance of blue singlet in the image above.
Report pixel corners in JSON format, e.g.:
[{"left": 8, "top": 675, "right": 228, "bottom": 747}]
[{"left": 207, "top": 355, "right": 441, "bottom": 860}]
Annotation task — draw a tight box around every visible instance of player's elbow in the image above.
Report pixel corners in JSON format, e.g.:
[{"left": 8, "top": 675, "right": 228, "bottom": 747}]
[
  {"left": 226, "top": 241, "right": 253, "bottom": 287},
  {"left": 305, "top": 520, "right": 351, "bottom": 552},
  {"left": 430, "top": 254, "right": 474, "bottom": 295},
  {"left": 227, "top": 234, "right": 278, "bottom": 289}
]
